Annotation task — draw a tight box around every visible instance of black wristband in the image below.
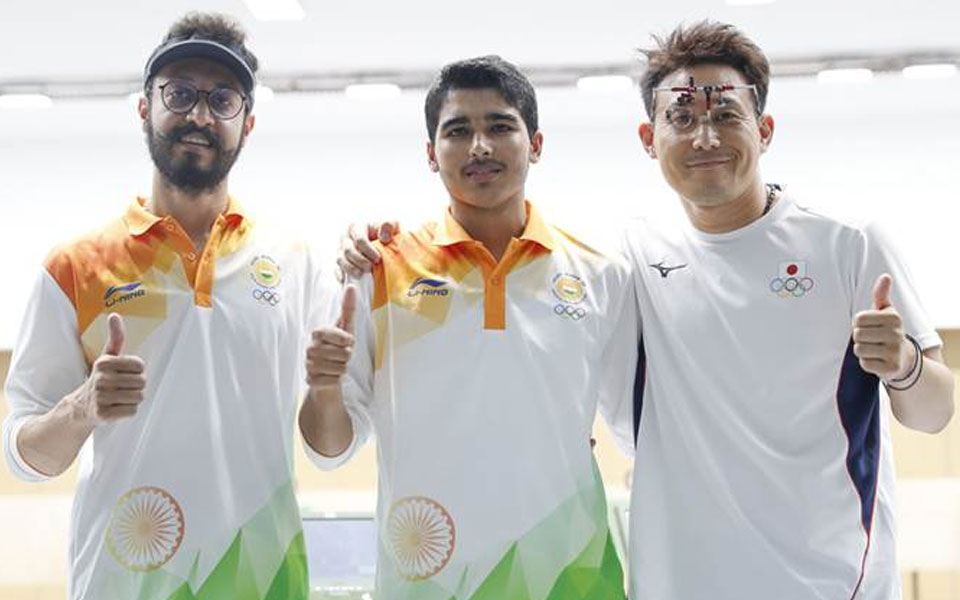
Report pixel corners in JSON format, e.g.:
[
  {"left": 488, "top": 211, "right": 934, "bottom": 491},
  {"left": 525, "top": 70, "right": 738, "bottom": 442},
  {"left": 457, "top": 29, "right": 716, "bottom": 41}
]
[{"left": 884, "top": 334, "right": 924, "bottom": 392}]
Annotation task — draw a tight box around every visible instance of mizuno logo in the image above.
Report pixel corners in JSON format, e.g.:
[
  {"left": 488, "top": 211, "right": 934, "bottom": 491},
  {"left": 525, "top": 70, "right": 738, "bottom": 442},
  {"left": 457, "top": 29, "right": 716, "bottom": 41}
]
[
  {"left": 104, "top": 282, "right": 145, "bottom": 307},
  {"left": 649, "top": 262, "right": 688, "bottom": 278},
  {"left": 407, "top": 277, "right": 450, "bottom": 297}
]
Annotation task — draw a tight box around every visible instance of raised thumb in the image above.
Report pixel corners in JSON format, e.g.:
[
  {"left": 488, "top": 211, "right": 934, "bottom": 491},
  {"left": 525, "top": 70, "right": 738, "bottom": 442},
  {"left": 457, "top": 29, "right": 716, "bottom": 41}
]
[
  {"left": 872, "top": 273, "right": 893, "bottom": 310},
  {"left": 337, "top": 285, "right": 358, "bottom": 334},
  {"left": 102, "top": 313, "right": 126, "bottom": 356}
]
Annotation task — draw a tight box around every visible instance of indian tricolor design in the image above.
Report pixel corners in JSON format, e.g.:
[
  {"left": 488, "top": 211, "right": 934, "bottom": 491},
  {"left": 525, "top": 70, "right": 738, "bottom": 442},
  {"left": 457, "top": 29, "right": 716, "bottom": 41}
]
[
  {"left": 387, "top": 496, "right": 456, "bottom": 581},
  {"left": 552, "top": 273, "right": 586, "bottom": 304},
  {"left": 250, "top": 255, "right": 282, "bottom": 288},
  {"left": 106, "top": 486, "right": 185, "bottom": 571}
]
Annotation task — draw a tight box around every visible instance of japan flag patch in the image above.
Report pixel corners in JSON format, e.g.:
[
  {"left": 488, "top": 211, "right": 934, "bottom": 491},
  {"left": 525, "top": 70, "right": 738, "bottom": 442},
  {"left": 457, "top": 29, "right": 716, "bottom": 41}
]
[
  {"left": 778, "top": 261, "right": 806, "bottom": 278},
  {"left": 770, "top": 260, "right": 814, "bottom": 298}
]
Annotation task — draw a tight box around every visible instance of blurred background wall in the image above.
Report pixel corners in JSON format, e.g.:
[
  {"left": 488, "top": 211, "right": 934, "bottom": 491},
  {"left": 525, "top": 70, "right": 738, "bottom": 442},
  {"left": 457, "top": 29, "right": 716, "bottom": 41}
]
[{"left": 1, "top": 0, "right": 958, "bottom": 598}]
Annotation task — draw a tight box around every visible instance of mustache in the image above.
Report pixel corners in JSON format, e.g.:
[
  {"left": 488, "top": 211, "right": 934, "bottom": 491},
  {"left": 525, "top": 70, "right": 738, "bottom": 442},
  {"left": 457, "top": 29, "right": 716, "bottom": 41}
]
[{"left": 159, "top": 124, "right": 223, "bottom": 152}]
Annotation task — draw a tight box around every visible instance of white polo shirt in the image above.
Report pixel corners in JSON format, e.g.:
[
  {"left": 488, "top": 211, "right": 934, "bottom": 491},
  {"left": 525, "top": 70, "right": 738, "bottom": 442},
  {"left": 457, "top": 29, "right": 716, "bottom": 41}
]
[
  {"left": 3, "top": 198, "right": 334, "bottom": 600},
  {"left": 622, "top": 195, "right": 940, "bottom": 600},
  {"left": 308, "top": 202, "right": 638, "bottom": 600}
]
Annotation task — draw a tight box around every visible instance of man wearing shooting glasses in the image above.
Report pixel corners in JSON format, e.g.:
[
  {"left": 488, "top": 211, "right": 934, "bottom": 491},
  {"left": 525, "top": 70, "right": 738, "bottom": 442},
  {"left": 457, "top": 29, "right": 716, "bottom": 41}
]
[
  {"left": 625, "top": 21, "right": 954, "bottom": 600},
  {"left": 2, "top": 13, "right": 331, "bottom": 600}
]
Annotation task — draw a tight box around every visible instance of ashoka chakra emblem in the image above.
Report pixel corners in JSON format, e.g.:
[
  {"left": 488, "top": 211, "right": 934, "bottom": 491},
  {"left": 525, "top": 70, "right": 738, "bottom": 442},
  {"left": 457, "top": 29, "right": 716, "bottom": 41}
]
[
  {"left": 387, "top": 496, "right": 455, "bottom": 581},
  {"left": 106, "top": 486, "right": 185, "bottom": 571}
]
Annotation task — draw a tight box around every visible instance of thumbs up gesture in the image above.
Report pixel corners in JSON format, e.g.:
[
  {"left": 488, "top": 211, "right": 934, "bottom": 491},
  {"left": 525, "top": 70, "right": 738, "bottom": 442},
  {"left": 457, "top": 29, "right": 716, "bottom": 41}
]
[
  {"left": 77, "top": 313, "right": 147, "bottom": 425},
  {"left": 306, "top": 285, "right": 357, "bottom": 392},
  {"left": 852, "top": 274, "right": 912, "bottom": 380}
]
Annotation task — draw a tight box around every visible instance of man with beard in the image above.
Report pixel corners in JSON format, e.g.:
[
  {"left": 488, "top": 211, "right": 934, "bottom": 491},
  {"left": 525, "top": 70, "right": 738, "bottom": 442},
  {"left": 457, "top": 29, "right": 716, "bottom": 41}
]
[{"left": 2, "top": 12, "right": 331, "bottom": 600}]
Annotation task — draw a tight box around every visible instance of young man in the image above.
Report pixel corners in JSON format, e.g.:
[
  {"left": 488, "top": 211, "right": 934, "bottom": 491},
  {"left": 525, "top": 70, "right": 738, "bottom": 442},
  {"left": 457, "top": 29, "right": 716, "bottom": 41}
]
[
  {"left": 299, "top": 56, "right": 637, "bottom": 600},
  {"left": 625, "top": 21, "right": 954, "bottom": 600},
  {"left": 2, "top": 13, "right": 331, "bottom": 600},
  {"left": 339, "top": 23, "right": 955, "bottom": 600}
]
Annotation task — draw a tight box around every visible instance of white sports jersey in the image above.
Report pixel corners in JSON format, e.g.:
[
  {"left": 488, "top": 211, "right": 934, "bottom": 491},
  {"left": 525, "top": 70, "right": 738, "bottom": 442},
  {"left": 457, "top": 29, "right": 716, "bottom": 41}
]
[
  {"left": 2, "top": 198, "right": 334, "bottom": 600},
  {"left": 307, "top": 202, "right": 638, "bottom": 600},
  {"left": 622, "top": 195, "right": 939, "bottom": 600}
]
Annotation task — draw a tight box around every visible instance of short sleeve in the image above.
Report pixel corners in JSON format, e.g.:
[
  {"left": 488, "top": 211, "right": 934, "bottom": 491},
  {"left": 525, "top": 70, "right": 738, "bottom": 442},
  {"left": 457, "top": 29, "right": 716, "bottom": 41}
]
[{"left": 854, "top": 222, "right": 941, "bottom": 351}]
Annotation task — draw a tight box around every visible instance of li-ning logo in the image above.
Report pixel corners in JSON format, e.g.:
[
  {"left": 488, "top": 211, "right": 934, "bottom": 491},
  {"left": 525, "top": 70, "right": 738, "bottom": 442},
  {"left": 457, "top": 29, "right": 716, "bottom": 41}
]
[
  {"left": 104, "top": 282, "right": 145, "bottom": 308},
  {"left": 648, "top": 261, "right": 687, "bottom": 279},
  {"left": 407, "top": 278, "right": 450, "bottom": 298},
  {"left": 769, "top": 260, "right": 814, "bottom": 298}
]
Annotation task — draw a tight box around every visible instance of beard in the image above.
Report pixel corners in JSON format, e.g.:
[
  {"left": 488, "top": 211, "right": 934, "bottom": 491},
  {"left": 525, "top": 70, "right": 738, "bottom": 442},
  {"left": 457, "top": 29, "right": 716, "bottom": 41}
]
[{"left": 146, "top": 116, "right": 244, "bottom": 193}]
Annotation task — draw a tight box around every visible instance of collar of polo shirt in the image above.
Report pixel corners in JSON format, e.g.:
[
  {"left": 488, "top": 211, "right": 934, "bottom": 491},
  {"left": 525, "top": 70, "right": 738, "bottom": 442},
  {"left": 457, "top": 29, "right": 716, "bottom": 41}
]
[
  {"left": 124, "top": 197, "right": 247, "bottom": 237},
  {"left": 432, "top": 200, "right": 555, "bottom": 252}
]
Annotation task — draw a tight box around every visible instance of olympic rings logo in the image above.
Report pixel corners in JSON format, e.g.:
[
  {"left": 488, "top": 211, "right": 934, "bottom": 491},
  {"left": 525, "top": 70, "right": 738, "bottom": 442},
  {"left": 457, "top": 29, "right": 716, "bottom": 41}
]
[
  {"left": 253, "top": 288, "right": 281, "bottom": 306},
  {"left": 769, "top": 276, "right": 814, "bottom": 297},
  {"left": 554, "top": 303, "right": 587, "bottom": 320}
]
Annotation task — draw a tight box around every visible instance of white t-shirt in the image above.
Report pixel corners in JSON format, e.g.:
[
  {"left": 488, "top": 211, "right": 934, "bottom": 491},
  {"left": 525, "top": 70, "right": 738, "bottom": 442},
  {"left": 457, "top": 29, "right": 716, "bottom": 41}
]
[
  {"left": 622, "top": 195, "right": 939, "bottom": 600},
  {"left": 3, "top": 198, "right": 334, "bottom": 600}
]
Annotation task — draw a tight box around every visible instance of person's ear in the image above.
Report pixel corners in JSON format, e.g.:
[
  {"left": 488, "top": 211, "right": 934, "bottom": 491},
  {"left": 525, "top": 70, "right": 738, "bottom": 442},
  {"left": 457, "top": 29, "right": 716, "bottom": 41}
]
[
  {"left": 426, "top": 141, "right": 439, "bottom": 172},
  {"left": 758, "top": 114, "right": 775, "bottom": 152},
  {"left": 639, "top": 122, "right": 657, "bottom": 159}
]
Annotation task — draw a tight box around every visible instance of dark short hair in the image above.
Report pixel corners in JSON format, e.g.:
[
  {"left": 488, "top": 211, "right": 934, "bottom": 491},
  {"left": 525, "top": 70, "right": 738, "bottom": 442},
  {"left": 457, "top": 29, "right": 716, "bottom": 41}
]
[
  {"left": 639, "top": 21, "right": 770, "bottom": 119},
  {"left": 424, "top": 55, "right": 538, "bottom": 142},
  {"left": 144, "top": 12, "right": 259, "bottom": 97}
]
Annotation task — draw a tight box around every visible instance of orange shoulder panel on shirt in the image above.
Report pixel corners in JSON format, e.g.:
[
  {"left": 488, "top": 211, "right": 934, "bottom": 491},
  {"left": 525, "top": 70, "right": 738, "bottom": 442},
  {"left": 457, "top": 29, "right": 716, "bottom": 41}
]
[
  {"left": 44, "top": 217, "right": 164, "bottom": 336},
  {"left": 370, "top": 219, "right": 553, "bottom": 331},
  {"left": 371, "top": 223, "right": 475, "bottom": 311}
]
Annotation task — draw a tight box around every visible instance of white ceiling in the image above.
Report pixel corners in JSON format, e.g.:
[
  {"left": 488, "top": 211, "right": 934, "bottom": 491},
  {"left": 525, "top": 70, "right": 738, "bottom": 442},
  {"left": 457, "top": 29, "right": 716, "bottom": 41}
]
[{"left": 2, "top": 0, "right": 958, "bottom": 82}]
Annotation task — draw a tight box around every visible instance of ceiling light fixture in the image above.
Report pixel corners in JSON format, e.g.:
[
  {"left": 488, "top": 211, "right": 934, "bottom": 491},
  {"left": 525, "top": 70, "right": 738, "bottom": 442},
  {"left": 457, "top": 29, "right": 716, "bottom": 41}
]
[
  {"left": 817, "top": 68, "right": 873, "bottom": 84},
  {"left": 902, "top": 64, "right": 958, "bottom": 80},
  {"left": 0, "top": 93, "right": 53, "bottom": 109}
]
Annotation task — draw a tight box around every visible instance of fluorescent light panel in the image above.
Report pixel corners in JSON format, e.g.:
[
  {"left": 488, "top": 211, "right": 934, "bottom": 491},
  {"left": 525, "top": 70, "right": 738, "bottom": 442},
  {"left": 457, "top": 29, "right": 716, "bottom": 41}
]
[
  {"left": 255, "top": 85, "right": 275, "bottom": 102},
  {"left": 243, "top": 0, "right": 305, "bottom": 21},
  {"left": 344, "top": 83, "right": 401, "bottom": 100},
  {"left": 576, "top": 75, "right": 633, "bottom": 93},
  {"left": 902, "top": 64, "right": 958, "bottom": 80},
  {"left": 0, "top": 94, "right": 53, "bottom": 109},
  {"left": 817, "top": 68, "right": 873, "bottom": 84}
]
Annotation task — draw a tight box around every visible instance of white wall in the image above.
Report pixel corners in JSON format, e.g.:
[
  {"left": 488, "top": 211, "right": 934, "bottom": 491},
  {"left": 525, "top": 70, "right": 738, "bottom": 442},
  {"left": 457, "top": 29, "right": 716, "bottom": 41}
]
[{"left": 1, "top": 73, "right": 958, "bottom": 347}]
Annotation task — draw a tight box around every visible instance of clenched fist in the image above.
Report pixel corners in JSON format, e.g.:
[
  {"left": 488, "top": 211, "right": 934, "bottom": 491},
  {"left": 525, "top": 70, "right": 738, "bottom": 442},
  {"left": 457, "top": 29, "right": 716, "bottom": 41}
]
[
  {"left": 852, "top": 274, "right": 913, "bottom": 381},
  {"left": 73, "top": 313, "right": 147, "bottom": 424},
  {"left": 306, "top": 285, "right": 357, "bottom": 391}
]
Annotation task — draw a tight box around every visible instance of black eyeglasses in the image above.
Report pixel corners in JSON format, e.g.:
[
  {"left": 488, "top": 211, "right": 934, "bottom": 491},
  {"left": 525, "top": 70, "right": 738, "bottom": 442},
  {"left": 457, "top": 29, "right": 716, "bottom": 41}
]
[{"left": 157, "top": 81, "right": 246, "bottom": 120}]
